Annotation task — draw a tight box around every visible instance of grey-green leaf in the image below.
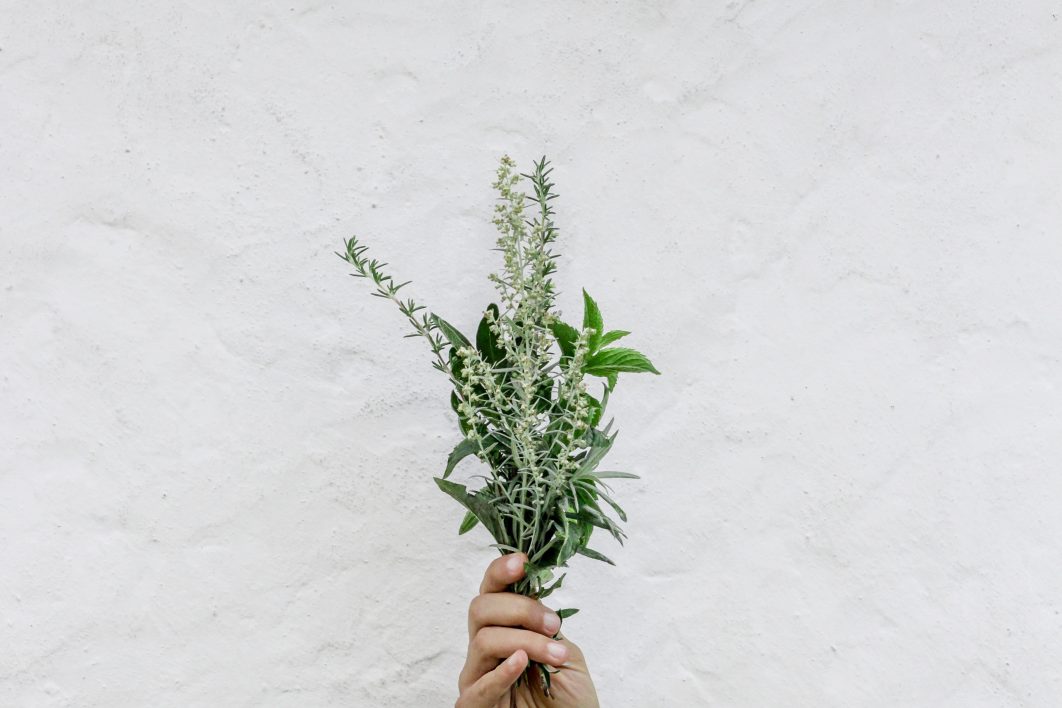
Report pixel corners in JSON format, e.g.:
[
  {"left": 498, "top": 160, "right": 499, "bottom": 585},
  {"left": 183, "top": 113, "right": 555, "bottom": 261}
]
[
  {"left": 434, "top": 478, "right": 503, "bottom": 542},
  {"left": 574, "top": 427, "right": 616, "bottom": 477},
  {"left": 576, "top": 547, "right": 615, "bottom": 565},
  {"left": 593, "top": 470, "right": 641, "bottom": 479},
  {"left": 444, "top": 438, "right": 478, "bottom": 479},
  {"left": 458, "top": 510, "right": 479, "bottom": 535},
  {"left": 431, "top": 314, "right": 471, "bottom": 349},
  {"left": 556, "top": 608, "right": 579, "bottom": 619}
]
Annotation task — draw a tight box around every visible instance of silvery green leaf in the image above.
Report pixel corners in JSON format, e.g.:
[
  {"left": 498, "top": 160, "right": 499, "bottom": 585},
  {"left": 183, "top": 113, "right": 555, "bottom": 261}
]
[
  {"left": 576, "top": 547, "right": 615, "bottom": 565},
  {"left": 431, "top": 314, "right": 471, "bottom": 348}
]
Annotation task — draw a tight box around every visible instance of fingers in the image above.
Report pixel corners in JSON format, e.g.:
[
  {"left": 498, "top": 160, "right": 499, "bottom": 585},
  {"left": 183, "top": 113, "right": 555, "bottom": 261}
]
[
  {"left": 479, "top": 552, "right": 527, "bottom": 594},
  {"left": 468, "top": 592, "right": 561, "bottom": 639},
  {"left": 455, "top": 649, "right": 526, "bottom": 708},
  {"left": 465, "top": 626, "right": 570, "bottom": 680},
  {"left": 556, "top": 635, "right": 586, "bottom": 665}
]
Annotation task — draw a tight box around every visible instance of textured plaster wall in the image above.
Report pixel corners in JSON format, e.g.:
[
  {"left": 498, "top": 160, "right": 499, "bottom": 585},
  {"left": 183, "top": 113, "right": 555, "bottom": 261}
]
[{"left": 2, "top": 2, "right": 1061, "bottom": 706}]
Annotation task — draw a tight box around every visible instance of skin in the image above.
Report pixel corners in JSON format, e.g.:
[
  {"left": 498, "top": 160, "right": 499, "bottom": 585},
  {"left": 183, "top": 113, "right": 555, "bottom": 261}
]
[{"left": 455, "top": 553, "right": 601, "bottom": 708}]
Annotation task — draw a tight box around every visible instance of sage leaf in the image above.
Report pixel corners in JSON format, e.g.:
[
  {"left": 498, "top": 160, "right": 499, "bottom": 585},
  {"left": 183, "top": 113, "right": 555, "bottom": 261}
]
[
  {"left": 431, "top": 314, "right": 471, "bottom": 349},
  {"left": 576, "top": 547, "right": 615, "bottom": 565},
  {"left": 444, "top": 438, "right": 478, "bottom": 479},
  {"left": 434, "top": 478, "right": 503, "bottom": 542},
  {"left": 458, "top": 510, "right": 479, "bottom": 535}
]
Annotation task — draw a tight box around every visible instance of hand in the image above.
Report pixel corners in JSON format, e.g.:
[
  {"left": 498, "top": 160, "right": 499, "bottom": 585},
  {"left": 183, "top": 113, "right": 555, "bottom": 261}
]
[{"left": 455, "top": 553, "right": 600, "bottom": 708}]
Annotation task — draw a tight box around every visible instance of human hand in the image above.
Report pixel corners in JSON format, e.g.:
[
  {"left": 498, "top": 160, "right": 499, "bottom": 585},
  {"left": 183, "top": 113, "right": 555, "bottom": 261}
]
[{"left": 455, "top": 552, "right": 600, "bottom": 708}]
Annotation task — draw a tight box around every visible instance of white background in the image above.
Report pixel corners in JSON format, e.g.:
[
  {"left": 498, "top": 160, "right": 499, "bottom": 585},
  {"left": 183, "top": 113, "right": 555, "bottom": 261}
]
[{"left": 2, "top": 2, "right": 1061, "bottom": 706}]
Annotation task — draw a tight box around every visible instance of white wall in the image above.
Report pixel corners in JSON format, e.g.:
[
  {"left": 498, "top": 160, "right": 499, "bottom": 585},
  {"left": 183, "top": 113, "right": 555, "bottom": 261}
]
[{"left": 2, "top": 2, "right": 1060, "bottom": 706}]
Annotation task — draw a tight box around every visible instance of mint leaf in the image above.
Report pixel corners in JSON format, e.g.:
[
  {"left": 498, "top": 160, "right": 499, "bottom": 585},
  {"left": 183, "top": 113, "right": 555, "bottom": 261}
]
[
  {"left": 581, "top": 392, "right": 603, "bottom": 428},
  {"left": 598, "top": 329, "right": 630, "bottom": 348},
  {"left": 581, "top": 289, "right": 603, "bottom": 351},
  {"left": 550, "top": 320, "right": 579, "bottom": 358},
  {"left": 584, "top": 347, "right": 661, "bottom": 376}
]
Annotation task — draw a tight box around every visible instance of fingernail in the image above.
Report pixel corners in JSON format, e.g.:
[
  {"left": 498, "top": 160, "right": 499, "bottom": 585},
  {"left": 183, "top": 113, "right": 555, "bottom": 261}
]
[
  {"left": 543, "top": 611, "right": 561, "bottom": 634},
  {"left": 507, "top": 652, "right": 523, "bottom": 667},
  {"left": 547, "top": 642, "right": 567, "bottom": 662},
  {"left": 507, "top": 556, "right": 523, "bottom": 573}
]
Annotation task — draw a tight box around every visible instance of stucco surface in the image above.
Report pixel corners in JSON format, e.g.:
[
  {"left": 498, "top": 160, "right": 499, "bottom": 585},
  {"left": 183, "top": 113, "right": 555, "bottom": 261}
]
[{"left": 2, "top": 2, "right": 1061, "bottom": 706}]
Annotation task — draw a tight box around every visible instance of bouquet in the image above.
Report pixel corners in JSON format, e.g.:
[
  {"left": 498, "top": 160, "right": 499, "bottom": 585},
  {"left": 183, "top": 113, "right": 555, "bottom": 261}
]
[{"left": 337, "top": 155, "right": 660, "bottom": 695}]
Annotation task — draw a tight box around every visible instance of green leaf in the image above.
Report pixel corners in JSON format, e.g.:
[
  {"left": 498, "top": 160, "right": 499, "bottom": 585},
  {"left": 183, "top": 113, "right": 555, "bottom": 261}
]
[
  {"left": 476, "top": 304, "right": 503, "bottom": 363},
  {"left": 576, "top": 547, "right": 615, "bottom": 565},
  {"left": 549, "top": 320, "right": 579, "bottom": 358},
  {"left": 449, "top": 346, "right": 465, "bottom": 382},
  {"left": 431, "top": 314, "right": 471, "bottom": 349},
  {"left": 534, "top": 377, "right": 555, "bottom": 413},
  {"left": 458, "top": 511, "right": 479, "bottom": 535},
  {"left": 584, "top": 347, "right": 661, "bottom": 376},
  {"left": 443, "top": 438, "right": 477, "bottom": 479},
  {"left": 434, "top": 478, "right": 503, "bottom": 542},
  {"left": 554, "top": 512, "right": 592, "bottom": 568},
  {"left": 453, "top": 397, "right": 470, "bottom": 436},
  {"left": 598, "top": 329, "right": 630, "bottom": 348},
  {"left": 556, "top": 608, "right": 580, "bottom": 619},
  {"left": 537, "top": 572, "right": 566, "bottom": 600},
  {"left": 581, "top": 392, "right": 603, "bottom": 428},
  {"left": 574, "top": 427, "right": 616, "bottom": 478},
  {"left": 581, "top": 289, "right": 603, "bottom": 350},
  {"left": 593, "top": 471, "right": 640, "bottom": 479},
  {"left": 596, "top": 488, "right": 628, "bottom": 522},
  {"left": 606, "top": 372, "right": 618, "bottom": 392}
]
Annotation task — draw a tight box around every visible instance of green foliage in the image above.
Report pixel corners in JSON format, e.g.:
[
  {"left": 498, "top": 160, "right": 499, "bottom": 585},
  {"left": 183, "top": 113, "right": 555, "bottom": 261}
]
[{"left": 337, "top": 155, "right": 662, "bottom": 698}]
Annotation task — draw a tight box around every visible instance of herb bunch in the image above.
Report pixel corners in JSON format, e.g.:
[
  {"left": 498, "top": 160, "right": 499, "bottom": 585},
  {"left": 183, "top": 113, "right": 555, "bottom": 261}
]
[{"left": 337, "top": 155, "right": 659, "bottom": 696}]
